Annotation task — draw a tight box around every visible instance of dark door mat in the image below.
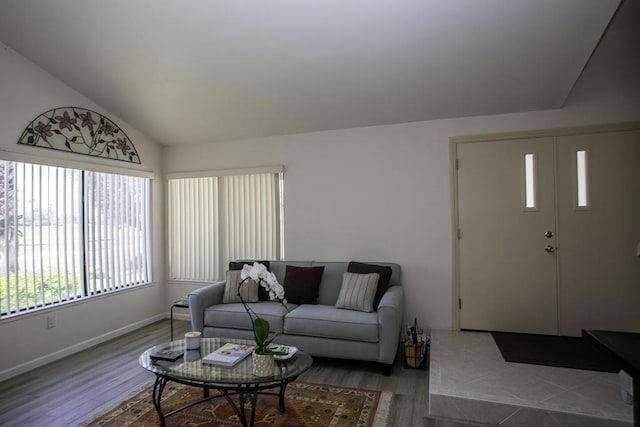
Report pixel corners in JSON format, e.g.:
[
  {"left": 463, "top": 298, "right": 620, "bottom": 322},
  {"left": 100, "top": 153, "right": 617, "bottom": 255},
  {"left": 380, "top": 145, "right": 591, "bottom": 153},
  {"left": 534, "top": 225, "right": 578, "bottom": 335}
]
[{"left": 491, "top": 332, "right": 621, "bottom": 373}]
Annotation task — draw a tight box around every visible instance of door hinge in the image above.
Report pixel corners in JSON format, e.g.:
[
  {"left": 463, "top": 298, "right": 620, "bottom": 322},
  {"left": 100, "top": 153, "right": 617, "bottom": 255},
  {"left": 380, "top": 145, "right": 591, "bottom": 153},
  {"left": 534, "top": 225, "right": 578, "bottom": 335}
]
[
  {"left": 457, "top": 228, "right": 461, "bottom": 240},
  {"left": 455, "top": 158, "right": 459, "bottom": 170},
  {"left": 458, "top": 298, "right": 462, "bottom": 309}
]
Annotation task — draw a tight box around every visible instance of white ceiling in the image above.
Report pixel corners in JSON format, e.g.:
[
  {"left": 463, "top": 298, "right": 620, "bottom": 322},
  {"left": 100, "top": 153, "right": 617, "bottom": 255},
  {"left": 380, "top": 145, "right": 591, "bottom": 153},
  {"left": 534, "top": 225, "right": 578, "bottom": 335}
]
[{"left": 0, "top": 0, "right": 623, "bottom": 146}]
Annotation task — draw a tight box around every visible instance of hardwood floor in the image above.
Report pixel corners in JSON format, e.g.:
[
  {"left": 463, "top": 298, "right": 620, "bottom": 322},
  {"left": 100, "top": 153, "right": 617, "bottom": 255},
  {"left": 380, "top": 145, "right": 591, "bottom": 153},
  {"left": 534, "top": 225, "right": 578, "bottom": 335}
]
[{"left": 0, "top": 320, "right": 430, "bottom": 426}]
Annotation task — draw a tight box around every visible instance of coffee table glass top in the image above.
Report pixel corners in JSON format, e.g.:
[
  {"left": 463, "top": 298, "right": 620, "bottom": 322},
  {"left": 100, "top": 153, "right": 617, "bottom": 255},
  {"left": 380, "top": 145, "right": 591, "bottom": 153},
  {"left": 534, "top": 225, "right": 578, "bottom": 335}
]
[{"left": 139, "top": 338, "right": 312, "bottom": 386}]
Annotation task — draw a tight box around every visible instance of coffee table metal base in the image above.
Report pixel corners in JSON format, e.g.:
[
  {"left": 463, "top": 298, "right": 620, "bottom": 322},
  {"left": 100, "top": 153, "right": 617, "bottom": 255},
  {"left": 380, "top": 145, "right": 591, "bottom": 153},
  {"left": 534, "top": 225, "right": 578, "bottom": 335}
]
[{"left": 151, "top": 374, "right": 290, "bottom": 427}]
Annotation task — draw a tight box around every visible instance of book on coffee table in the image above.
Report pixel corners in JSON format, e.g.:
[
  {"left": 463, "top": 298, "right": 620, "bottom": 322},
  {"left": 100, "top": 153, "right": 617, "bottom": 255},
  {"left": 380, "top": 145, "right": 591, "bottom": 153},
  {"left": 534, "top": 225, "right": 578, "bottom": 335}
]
[
  {"left": 149, "top": 348, "right": 183, "bottom": 362},
  {"left": 203, "top": 343, "right": 254, "bottom": 366}
]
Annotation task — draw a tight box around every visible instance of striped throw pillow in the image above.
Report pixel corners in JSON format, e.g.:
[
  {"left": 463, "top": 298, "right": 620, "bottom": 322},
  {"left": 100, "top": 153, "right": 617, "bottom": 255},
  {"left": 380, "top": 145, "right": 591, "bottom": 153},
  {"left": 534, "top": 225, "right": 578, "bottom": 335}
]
[
  {"left": 223, "top": 270, "right": 259, "bottom": 303},
  {"left": 335, "top": 272, "right": 379, "bottom": 312}
]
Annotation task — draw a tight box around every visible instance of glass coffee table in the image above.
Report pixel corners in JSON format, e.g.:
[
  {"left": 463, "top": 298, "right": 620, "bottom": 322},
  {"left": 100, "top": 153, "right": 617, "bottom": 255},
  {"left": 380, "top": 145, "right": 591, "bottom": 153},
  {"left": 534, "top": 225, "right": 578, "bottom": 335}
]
[{"left": 139, "top": 337, "right": 312, "bottom": 427}]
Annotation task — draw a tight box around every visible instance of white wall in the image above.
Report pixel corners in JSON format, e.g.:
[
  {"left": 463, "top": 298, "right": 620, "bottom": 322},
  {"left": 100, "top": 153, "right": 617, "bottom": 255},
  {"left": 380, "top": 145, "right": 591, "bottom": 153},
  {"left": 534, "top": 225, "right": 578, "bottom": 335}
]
[
  {"left": 163, "top": 16, "right": 640, "bottom": 330},
  {"left": 0, "top": 43, "right": 166, "bottom": 380}
]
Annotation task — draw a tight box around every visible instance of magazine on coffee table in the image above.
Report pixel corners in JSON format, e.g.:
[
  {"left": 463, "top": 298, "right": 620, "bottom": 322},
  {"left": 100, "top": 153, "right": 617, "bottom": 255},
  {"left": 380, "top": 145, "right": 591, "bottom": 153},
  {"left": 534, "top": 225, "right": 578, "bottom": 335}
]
[
  {"left": 203, "top": 343, "right": 255, "bottom": 366},
  {"left": 269, "top": 345, "right": 298, "bottom": 361}
]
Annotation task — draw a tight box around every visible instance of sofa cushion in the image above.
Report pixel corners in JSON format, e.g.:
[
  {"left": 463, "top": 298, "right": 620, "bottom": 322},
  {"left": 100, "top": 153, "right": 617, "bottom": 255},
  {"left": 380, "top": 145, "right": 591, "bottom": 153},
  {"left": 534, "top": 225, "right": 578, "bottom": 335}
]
[
  {"left": 204, "top": 302, "right": 296, "bottom": 333},
  {"left": 284, "top": 305, "right": 378, "bottom": 342},
  {"left": 222, "top": 270, "right": 259, "bottom": 303},
  {"left": 283, "top": 265, "right": 324, "bottom": 304},
  {"left": 313, "top": 262, "right": 347, "bottom": 305},
  {"left": 229, "top": 260, "right": 271, "bottom": 301},
  {"left": 335, "top": 272, "right": 379, "bottom": 312},
  {"left": 348, "top": 261, "right": 393, "bottom": 309}
]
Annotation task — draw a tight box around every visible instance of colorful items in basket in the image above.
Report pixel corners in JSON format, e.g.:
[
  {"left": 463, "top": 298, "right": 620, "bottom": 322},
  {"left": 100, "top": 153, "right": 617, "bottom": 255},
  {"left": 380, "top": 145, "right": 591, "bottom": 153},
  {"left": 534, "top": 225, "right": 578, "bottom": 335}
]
[{"left": 403, "top": 318, "right": 429, "bottom": 368}]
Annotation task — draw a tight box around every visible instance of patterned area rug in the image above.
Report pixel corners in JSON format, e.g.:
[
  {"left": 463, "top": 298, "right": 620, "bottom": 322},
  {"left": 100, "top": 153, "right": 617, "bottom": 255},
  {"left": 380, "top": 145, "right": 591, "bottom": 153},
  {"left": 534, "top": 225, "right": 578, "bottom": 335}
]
[{"left": 81, "top": 380, "right": 392, "bottom": 426}]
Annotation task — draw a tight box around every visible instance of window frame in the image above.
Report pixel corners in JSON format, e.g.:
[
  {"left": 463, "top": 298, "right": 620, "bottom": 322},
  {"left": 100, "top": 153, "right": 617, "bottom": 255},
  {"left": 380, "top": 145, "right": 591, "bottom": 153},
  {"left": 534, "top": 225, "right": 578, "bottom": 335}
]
[
  {"left": 0, "top": 153, "right": 153, "bottom": 319},
  {"left": 167, "top": 166, "right": 284, "bottom": 282}
]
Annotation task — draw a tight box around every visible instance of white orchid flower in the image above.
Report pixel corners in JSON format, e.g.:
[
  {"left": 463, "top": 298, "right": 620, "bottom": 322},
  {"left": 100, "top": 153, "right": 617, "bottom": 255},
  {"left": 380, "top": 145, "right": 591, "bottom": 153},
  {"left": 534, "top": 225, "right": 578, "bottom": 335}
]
[
  {"left": 251, "top": 262, "right": 268, "bottom": 280},
  {"left": 240, "top": 264, "right": 253, "bottom": 281},
  {"left": 263, "top": 272, "right": 285, "bottom": 300},
  {"left": 239, "top": 262, "right": 285, "bottom": 301},
  {"left": 272, "top": 283, "right": 285, "bottom": 300},
  {"left": 240, "top": 262, "right": 268, "bottom": 282},
  {"left": 265, "top": 272, "right": 278, "bottom": 286}
]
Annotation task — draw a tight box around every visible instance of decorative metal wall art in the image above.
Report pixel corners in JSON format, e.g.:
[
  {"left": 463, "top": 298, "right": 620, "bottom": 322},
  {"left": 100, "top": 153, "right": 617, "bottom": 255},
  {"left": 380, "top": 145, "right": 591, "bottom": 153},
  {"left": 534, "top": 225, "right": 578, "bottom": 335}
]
[{"left": 17, "top": 107, "right": 141, "bottom": 164}]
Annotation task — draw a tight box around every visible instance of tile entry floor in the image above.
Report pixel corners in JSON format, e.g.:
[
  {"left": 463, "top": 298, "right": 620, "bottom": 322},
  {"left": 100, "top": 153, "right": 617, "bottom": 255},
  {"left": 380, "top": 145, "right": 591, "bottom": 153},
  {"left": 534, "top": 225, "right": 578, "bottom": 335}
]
[{"left": 428, "top": 330, "right": 633, "bottom": 427}]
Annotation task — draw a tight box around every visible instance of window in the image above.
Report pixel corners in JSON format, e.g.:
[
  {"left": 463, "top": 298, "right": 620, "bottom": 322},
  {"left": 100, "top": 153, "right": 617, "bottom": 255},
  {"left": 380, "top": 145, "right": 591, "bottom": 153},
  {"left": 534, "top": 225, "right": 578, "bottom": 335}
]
[
  {"left": 576, "top": 150, "right": 589, "bottom": 208},
  {"left": 0, "top": 160, "right": 151, "bottom": 318},
  {"left": 168, "top": 168, "right": 283, "bottom": 282},
  {"left": 524, "top": 153, "right": 536, "bottom": 209}
]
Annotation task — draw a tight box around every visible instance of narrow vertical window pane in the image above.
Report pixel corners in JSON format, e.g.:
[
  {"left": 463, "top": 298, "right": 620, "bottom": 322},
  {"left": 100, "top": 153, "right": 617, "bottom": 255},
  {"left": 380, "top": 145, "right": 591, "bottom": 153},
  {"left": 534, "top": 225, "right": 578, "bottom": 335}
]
[
  {"left": 84, "top": 172, "right": 150, "bottom": 293},
  {"left": 577, "top": 150, "right": 588, "bottom": 207},
  {"left": 525, "top": 153, "right": 536, "bottom": 209}
]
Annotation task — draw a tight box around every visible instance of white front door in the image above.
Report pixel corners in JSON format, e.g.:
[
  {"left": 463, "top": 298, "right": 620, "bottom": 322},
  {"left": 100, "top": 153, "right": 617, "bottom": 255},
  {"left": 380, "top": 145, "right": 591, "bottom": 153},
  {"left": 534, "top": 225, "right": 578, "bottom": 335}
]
[
  {"left": 456, "top": 128, "right": 640, "bottom": 336},
  {"left": 556, "top": 130, "right": 640, "bottom": 335},
  {"left": 457, "top": 137, "right": 558, "bottom": 335}
]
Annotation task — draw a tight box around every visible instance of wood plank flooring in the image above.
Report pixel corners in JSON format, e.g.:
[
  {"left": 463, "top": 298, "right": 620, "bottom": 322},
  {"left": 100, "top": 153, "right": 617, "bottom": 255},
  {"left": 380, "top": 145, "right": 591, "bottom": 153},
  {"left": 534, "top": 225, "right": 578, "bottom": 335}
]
[{"left": 0, "top": 320, "right": 430, "bottom": 426}]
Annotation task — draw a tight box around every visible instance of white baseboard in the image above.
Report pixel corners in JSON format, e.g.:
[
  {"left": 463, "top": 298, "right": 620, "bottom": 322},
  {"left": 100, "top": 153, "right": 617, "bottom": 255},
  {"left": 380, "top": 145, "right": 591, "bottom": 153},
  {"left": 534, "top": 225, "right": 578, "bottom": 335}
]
[{"left": 0, "top": 313, "right": 165, "bottom": 383}]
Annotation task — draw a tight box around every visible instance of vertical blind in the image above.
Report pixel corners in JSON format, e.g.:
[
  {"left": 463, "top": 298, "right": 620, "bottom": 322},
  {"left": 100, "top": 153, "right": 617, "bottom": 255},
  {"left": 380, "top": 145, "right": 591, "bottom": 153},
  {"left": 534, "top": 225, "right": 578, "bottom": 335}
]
[
  {"left": 0, "top": 160, "right": 151, "bottom": 317},
  {"left": 168, "top": 177, "right": 220, "bottom": 281},
  {"left": 168, "top": 170, "right": 282, "bottom": 282},
  {"left": 84, "top": 171, "right": 151, "bottom": 294}
]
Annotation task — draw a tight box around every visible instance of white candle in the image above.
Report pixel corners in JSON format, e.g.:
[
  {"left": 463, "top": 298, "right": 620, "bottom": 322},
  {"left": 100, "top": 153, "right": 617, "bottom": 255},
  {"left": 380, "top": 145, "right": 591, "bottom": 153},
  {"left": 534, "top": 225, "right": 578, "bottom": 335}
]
[{"left": 184, "top": 331, "right": 201, "bottom": 350}]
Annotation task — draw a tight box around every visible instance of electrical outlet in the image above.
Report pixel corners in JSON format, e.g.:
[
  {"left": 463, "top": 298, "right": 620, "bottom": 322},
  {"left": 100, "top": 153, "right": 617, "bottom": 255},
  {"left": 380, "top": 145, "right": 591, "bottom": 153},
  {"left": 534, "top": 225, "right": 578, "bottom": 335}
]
[{"left": 47, "top": 315, "right": 57, "bottom": 329}]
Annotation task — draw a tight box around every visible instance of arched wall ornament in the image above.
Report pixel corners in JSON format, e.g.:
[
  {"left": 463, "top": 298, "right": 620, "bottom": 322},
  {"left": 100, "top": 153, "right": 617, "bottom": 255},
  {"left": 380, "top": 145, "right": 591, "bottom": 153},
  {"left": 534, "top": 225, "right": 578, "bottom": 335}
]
[{"left": 17, "top": 107, "right": 141, "bottom": 164}]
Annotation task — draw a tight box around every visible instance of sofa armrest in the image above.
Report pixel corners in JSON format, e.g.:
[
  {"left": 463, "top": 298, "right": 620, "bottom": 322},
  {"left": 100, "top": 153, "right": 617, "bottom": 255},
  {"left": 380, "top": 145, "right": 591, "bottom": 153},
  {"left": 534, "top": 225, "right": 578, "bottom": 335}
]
[
  {"left": 188, "top": 281, "right": 226, "bottom": 332},
  {"left": 377, "top": 285, "right": 404, "bottom": 364}
]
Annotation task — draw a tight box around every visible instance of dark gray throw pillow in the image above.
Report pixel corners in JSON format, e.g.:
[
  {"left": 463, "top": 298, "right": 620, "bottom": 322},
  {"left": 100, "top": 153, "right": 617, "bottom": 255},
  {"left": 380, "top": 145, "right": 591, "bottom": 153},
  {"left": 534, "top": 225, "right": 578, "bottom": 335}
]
[
  {"left": 229, "top": 261, "right": 272, "bottom": 301},
  {"left": 347, "top": 261, "right": 392, "bottom": 309},
  {"left": 228, "top": 260, "right": 271, "bottom": 271},
  {"left": 283, "top": 265, "right": 325, "bottom": 305}
]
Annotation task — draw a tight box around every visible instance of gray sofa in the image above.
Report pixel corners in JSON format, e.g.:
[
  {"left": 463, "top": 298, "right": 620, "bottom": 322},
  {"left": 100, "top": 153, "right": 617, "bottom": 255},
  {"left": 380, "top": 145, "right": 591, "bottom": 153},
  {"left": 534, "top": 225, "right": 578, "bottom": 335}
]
[{"left": 188, "top": 261, "right": 403, "bottom": 374}]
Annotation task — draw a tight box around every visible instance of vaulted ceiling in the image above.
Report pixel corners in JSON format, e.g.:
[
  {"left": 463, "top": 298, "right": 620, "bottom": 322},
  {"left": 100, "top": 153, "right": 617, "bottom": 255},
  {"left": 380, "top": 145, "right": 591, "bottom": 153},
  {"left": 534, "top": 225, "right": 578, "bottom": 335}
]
[{"left": 0, "top": 0, "right": 629, "bottom": 146}]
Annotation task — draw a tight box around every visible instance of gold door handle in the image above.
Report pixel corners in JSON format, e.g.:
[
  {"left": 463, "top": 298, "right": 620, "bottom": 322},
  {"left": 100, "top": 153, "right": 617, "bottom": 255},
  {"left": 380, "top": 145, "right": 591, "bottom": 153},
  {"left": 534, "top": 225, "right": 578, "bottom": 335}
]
[{"left": 545, "top": 245, "right": 555, "bottom": 253}]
